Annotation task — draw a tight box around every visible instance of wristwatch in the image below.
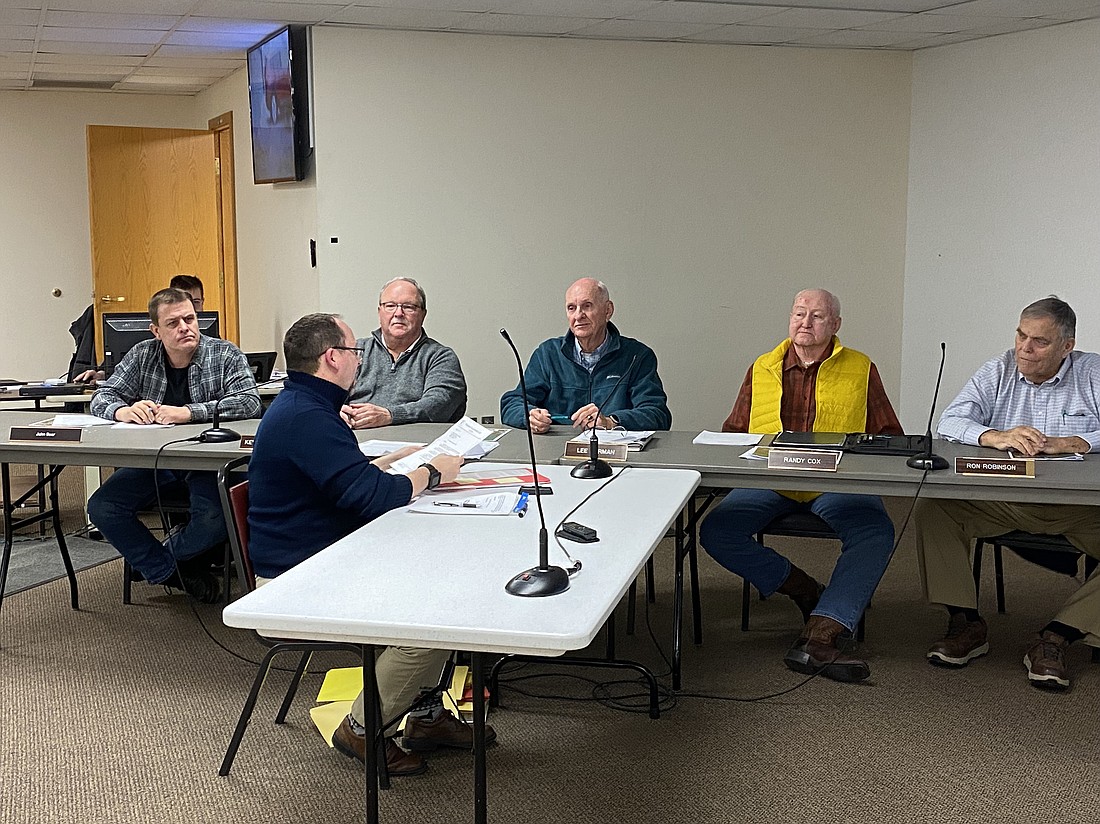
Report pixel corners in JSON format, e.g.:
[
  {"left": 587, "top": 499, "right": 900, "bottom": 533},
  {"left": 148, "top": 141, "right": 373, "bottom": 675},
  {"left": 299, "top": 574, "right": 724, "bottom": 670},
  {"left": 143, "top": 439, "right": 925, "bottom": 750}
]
[{"left": 420, "top": 462, "right": 441, "bottom": 490}]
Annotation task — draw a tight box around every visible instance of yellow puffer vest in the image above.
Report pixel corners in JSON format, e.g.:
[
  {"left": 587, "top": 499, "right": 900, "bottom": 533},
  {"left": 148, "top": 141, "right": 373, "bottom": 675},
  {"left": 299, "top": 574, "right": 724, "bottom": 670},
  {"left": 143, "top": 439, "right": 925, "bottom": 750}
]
[{"left": 749, "top": 337, "right": 870, "bottom": 502}]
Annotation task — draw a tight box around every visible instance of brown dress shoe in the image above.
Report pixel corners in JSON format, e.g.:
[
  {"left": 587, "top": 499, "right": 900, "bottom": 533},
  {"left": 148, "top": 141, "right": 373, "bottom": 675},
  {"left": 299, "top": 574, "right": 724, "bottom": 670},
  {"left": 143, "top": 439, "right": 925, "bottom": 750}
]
[
  {"left": 783, "top": 615, "right": 870, "bottom": 683},
  {"left": 403, "top": 711, "right": 497, "bottom": 752},
  {"left": 776, "top": 564, "right": 825, "bottom": 623},
  {"left": 1024, "top": 631, "right": 1071, "bottom": 690},
  {"left": 332, "top": 716, "right": 428, "bottom": 776},
  {"left": 927, "top": 613, "right": 988, "bottom": 667}
]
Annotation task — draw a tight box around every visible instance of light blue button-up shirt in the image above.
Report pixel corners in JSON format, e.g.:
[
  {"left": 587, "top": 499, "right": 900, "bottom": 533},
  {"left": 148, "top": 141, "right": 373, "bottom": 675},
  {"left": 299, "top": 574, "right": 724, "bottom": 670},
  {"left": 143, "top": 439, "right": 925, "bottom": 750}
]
[
  {"left": 573, "top": 333, "right": 612, "bottom": 373},
  {"left": 938, "top": 349, "right": 1100, "bottom": 453}
]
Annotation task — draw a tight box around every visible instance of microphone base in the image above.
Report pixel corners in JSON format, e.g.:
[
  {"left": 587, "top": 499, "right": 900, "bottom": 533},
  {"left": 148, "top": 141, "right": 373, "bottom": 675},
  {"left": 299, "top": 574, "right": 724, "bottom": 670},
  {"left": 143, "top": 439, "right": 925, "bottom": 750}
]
[
  {"left": 570, "top": 459, "right": 614, "bottom": 479},
  {"left": 197, "top": 427, "right": 242, "bottom": 444},
  {"left": 505, "top": 565, "right": 570, "bottom": 597},
  {"left": 906, "top": 453, "right": 949, "bottom": 471}
]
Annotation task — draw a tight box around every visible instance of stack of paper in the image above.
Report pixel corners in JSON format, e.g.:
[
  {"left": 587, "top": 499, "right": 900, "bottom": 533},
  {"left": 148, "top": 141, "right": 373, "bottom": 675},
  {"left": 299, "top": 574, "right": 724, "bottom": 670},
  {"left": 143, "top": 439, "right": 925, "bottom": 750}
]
[{"left": 568, "top": 429, "right": 655, "bottom": 451}]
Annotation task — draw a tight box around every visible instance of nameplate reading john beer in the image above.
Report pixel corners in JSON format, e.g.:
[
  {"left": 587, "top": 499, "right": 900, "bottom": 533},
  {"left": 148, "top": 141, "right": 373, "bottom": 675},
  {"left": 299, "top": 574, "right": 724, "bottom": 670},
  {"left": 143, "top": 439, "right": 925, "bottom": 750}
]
[
  {"left": 954, "top": 456, "right": 1034, "bottom": 478},
  {"left": 767, "top": 448, "right": 841, "bottom": 472},
  {"left": 10, "top": 426, "right": 82, "bottom": 443},
  {"left": 239, "top": 435, "right": 255, "bottom": 450},
  {"left": 563, "top": 441, "right": 628, "bottom": 463}
]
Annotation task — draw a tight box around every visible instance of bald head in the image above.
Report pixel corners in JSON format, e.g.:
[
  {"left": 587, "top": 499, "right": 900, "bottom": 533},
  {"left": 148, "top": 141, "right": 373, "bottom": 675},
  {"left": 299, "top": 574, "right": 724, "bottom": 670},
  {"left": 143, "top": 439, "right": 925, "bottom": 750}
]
[{"left": 565, "top": 278, "right": 614, "bottom": 353}]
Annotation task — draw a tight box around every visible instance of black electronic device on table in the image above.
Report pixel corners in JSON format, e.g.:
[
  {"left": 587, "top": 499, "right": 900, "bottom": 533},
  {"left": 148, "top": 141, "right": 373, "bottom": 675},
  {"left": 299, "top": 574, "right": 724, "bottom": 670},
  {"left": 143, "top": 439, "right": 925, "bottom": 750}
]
[
  {"left": 844, "top": 432, "right": 929, "bottom": 457},
  {"left": 17, "top": 383, "right": 91, "bottom": 398},
  {"left": 245, "top": 351, "right": 277, "bottom": 382}
]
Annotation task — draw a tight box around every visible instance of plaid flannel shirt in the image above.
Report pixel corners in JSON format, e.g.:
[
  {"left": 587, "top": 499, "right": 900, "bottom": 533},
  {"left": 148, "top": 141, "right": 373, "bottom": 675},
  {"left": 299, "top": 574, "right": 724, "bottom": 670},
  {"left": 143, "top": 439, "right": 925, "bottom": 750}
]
[{"left": 91, "top": 335, "right": 261, "bottom": 423}]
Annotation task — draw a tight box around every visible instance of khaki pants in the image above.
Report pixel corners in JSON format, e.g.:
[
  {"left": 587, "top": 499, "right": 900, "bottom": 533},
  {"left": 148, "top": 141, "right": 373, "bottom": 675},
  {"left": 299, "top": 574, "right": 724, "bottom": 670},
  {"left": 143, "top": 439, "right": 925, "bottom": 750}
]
[
  {"left": 914, "top": 499, "right": 1100, "bottom": 643},
  {"left": 255, "top": 575, "right": 450, "bottom": 726}
]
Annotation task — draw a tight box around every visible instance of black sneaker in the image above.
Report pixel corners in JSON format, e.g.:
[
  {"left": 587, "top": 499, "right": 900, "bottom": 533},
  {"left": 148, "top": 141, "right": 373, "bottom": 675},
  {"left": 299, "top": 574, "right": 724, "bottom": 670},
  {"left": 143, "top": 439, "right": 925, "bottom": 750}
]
[{"left": 161, "top": 570, "right": 221, "bottom": 604}]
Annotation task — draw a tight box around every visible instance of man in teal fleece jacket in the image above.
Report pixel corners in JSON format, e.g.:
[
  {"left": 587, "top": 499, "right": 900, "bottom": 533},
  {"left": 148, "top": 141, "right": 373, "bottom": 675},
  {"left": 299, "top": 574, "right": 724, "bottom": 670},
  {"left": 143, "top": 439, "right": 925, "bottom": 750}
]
[{"left": 500, "top": 278, "right": 672, "bottom": 433}]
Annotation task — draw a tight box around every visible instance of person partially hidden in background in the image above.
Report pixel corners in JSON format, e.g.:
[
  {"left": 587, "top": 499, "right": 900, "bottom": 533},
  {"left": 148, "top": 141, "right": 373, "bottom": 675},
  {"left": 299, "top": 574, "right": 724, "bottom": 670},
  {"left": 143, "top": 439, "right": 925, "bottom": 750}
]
[
  {"left": 500, "top": 277, "right": 671, "bottom": 433},
  {"left": 917, "top": 296, "right": 1100, "bottom": 690},
  {"left": 699, "top": 289, "right": 903, "bottom": 683}
]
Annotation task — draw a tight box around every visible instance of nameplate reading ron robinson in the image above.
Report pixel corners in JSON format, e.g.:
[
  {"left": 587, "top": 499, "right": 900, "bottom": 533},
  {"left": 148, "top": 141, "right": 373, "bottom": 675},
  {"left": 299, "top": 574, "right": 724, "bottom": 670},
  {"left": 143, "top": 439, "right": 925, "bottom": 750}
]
[{"left": 954, "top": 456, "right": 1035, "bottom": 478}]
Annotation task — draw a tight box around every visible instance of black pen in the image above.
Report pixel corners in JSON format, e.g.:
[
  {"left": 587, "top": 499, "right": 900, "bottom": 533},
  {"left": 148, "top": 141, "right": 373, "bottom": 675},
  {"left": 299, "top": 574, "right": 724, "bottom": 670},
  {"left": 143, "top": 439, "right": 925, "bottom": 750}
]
[{"left": 433, "top": 501, "right": 477, "bottom": 508}]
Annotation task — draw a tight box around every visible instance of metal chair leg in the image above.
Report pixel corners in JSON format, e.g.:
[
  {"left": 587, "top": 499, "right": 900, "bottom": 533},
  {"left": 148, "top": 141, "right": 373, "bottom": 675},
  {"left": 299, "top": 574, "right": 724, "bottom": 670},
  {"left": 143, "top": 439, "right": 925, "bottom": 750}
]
[
  {"left": 275, "top": 651, "right": 312, "bottom": 724},
  {"left": 220, "top": 645, "right": 281, "bottom": 776}
]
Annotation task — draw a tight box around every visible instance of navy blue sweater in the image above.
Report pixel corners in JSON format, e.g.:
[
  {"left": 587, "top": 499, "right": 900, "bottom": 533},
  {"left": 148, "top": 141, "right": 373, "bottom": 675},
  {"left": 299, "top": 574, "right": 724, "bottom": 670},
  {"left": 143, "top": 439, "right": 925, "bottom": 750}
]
[{"left": 247, "top": 371, "right": 414, "bottom": 579}]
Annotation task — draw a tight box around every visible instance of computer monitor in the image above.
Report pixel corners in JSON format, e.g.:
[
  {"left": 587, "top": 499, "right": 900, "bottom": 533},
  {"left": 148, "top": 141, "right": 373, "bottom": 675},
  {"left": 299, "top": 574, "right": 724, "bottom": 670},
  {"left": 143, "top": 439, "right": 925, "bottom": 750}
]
[
  {"left": 245, "top": 351, "right": 277, "bottom": 382},
  {"left": 102, "top": 311, "right": 220, "bottom": 372}
]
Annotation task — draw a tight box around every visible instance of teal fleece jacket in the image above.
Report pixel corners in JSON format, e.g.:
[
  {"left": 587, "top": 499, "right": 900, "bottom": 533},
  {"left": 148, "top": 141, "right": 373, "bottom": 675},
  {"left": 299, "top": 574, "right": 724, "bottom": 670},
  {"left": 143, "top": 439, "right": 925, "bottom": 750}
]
[{"left": 499, "top": 323, "right": 672, "bottom": 431}]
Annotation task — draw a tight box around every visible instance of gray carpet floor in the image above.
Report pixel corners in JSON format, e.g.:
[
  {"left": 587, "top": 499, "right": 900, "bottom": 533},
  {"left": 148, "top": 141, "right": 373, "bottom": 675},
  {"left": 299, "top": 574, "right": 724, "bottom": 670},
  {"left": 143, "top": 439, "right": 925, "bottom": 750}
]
[
  {"left": 2, "top": 535, "right": 120, "bottom": 595},
  {"left": 2, "top": 500, "right": 1100, "bottom": 824}
]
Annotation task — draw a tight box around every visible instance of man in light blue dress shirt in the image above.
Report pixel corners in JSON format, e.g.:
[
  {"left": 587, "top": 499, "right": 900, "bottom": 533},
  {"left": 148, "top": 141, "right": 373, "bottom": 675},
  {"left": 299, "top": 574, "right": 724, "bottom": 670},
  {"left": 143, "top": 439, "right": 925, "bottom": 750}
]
[{"left": 916, "top": 297, "right": 1100, "bottom": 691}]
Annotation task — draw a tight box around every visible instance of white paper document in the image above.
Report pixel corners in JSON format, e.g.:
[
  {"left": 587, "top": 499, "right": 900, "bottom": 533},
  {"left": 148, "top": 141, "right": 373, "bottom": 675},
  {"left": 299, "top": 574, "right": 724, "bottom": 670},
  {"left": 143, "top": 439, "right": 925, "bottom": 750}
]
[
  {"left": 388, "top": 417, "right": 493, "bottom": 474},
  {"left": 111, "top": 422, "right": 174, "bottom": 429},
  {"left": 359, "top": 440, "right": 426, "bottom": 457},
  {"left": 693, "top": 431, "right": 762, "bottom": 446},
  {"left": 1007, "top": 451, "right": 1084, "bottom": 461},
  {"left": 408, "top": 491, "right": 522, "bottom": 515},
  {"left": 46, "top": 414, "right": 114, "bottom": 428}
]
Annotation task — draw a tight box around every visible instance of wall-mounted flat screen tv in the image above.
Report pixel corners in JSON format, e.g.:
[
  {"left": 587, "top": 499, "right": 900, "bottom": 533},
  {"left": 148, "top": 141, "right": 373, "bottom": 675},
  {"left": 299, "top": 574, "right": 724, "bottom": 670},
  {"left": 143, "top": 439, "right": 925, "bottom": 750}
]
[{"left": 247, "top": 26, "right": 310, "bottom": 184}]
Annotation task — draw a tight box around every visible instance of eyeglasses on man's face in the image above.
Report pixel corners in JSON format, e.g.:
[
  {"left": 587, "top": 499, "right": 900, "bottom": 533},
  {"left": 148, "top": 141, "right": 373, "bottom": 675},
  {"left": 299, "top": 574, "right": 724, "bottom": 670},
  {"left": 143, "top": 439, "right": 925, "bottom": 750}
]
[
  {"left": 329, "top": 345, "right": 365, "bottom": 361},
  {"left": 379, "top": 302, "right": 422, "bottom": 314}
]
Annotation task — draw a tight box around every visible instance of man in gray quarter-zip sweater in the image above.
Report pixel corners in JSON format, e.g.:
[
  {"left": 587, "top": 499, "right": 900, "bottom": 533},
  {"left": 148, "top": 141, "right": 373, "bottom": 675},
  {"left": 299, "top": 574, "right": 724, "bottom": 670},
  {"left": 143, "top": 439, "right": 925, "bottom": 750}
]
[{"left": 342, "top": 277, "right": 467, "bottom": 429}]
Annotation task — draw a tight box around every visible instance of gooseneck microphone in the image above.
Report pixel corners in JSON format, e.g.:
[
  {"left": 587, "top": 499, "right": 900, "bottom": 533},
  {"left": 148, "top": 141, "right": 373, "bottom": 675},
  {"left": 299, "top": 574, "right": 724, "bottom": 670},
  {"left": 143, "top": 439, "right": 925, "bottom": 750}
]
[
  {"left": 499, "top": 328, "right": 569, "bottom": 597},
  {"left": 570, "top": 355, "right": 637, "bottom": 480},
  {"left": 907, "top": 341, "right": 949, "bottom": 471},
  {"left": 197, "top": 376, "right": 279, "bottom": 444}
]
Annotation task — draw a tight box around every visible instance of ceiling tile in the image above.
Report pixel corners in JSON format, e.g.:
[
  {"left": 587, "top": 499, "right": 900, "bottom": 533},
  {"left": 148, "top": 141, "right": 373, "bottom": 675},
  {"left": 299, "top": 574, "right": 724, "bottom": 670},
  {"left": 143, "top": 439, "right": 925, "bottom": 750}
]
[
  {"left": 0, "top": 24, "right": 37, "bottom": 39},
  {"left": 164, "top": 29, "right": 268, "bottom": 47},
  {"left": 570, "top": 18, "right": 722, "bottom": 37},
  {"left": 191, "top": 1, "right": 347, "bottom": 22},
  {"left": 0, "top": 9, "right": 41, "bottom": 26},
  {"left": 925, "top": 0, "right": 1096, "bottom": 16},
  {"left": 748, "top": 7, "right": 910, "bottom": 28},
  {"left": 500, "top": 0, "right": 665, "bottom": 19},
  {"left": 624, "top": 2, "right": 789, "bottom": 25},
  {"left": 357, "top": 0, "right": 500, "bottom": 10},
  {"left": 451, "top": 13, "right": 593, "bottom": 33},
  {"left": 793, "top": 27, "right": 924, "bottom": 46},
  {"left": 43, "top": 11, "right": 178, "bottom": 29},
  {"left": 858, "top": 12, "right": 994, "bottom": 33},
  {"left": 326, "top": 7, "right": 486, "bottom": 27},
  {"left": 682, "top": 23, "right": 826, "bottom": 43},
  {"left": 41, "top": 26, "right": 165, "bottom": 44},
  {"left": 36, "top": 39, "right": 152, "bottom": 55}
]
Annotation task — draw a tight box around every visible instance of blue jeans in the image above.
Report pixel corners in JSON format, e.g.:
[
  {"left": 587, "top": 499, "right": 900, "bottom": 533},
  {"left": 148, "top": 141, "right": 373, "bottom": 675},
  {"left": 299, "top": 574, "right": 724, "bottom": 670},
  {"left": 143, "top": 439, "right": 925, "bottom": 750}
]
[
  {"left": 88, "top": 468, "right": 227, "bottom": 585},
  {"left": 699, "top": 488, "right": 895, "bottom": 631}
]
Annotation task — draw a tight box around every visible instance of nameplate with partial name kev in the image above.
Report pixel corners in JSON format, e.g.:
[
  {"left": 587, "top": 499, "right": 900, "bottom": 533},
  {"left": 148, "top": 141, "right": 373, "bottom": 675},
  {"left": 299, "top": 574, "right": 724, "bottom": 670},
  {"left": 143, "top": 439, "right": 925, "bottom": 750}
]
[
  {"left": 767, "top": 448, "right": 841, "bottom": 472},
  {"left": 239, "top": 435, "right": 255, "bottom": 450},
  {"left": 563, "top": 441, "right": 628, "bottom": 463},
  {"left": 954, "top": 456, "right": 1034, "bottom": 478}
]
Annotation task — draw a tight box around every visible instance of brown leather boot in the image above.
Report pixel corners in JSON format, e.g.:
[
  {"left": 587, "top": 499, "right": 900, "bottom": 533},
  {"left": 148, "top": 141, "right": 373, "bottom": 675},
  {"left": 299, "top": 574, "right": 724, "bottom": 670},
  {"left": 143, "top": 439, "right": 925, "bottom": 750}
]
[
  {"left": 784, "top": 615, "right": 870, "bottom": 683},
  {"left": 775, "top": 564, "right": 825, "bottom": 622}
]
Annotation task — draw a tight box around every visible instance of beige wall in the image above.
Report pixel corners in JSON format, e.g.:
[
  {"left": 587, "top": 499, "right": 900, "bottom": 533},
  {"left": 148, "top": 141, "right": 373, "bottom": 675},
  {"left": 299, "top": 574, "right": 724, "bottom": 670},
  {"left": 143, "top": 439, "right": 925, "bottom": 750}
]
[
  {"left": 313, "top": 29, "right": 913, "bottom": 429},
  {"left": 0, "top": 91, "right": 201, "bottom": 378},
  {"left": 196, "top": 68, "right": 318, "bottom": 365},
  {"left": 903, "top": 19, "right": 1100, "bottom": 430}
]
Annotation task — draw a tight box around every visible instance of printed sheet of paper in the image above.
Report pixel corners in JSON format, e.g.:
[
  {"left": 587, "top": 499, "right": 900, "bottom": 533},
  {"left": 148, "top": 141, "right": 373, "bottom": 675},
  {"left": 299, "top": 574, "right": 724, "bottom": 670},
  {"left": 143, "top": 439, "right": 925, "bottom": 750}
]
[
  {"left": 388, "top": 417, "right": 492, "bottom": 474},
  {"left": 693, "top": 431, "right": 763, "bottom": 446}
]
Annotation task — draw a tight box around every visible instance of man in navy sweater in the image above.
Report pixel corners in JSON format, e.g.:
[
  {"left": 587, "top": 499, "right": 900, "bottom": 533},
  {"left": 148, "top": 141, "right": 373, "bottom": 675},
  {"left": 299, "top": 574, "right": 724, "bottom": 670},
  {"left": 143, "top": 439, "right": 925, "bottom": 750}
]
[{"left": 248, "top": 313, "right": 488, "bottom": 776}]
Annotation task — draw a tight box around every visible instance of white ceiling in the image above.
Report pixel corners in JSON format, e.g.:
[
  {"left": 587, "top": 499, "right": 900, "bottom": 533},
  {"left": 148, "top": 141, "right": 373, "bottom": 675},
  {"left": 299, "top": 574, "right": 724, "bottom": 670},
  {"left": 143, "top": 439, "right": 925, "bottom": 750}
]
[{"left": 2, "top": 0, "right": 1098, "bottom": 94}]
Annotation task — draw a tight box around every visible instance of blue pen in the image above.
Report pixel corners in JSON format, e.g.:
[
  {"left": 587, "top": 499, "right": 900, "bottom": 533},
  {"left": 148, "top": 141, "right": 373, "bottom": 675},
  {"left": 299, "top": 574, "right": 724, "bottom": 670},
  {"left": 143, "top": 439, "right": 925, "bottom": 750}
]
[{"left": 513, "top": 491, "right": 530, "bottom": 518}]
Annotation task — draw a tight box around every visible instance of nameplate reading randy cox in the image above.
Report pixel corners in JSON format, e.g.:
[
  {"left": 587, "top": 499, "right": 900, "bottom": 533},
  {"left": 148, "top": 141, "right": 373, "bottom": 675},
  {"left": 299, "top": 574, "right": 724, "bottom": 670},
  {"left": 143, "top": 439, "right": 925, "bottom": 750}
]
[
  {"left": 10, "top": 426, "right": 82, "bottom": 443},
  {"left": 954, "top": 456, "right": 1035, "bottom": 478},
  {"left": 767, "top": 448, "right": 841, "bottom": 472}
]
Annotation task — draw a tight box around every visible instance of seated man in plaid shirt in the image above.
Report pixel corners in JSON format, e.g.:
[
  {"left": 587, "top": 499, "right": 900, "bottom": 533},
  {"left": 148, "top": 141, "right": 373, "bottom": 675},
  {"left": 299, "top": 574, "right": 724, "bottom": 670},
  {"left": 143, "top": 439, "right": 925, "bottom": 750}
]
[{"left": 89, "top": 288, "right": 260, "bottom": 602}]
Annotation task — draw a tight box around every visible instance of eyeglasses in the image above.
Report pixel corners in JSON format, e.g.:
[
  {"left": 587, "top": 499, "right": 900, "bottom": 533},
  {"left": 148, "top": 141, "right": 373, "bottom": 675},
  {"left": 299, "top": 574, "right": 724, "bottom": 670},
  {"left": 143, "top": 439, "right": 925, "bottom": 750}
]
[
  {"left": 379, "top": 302, "right": 422, "bottom": 314},
  {"left": 328, "top": 345, "right": 365, "bottom": 360}
]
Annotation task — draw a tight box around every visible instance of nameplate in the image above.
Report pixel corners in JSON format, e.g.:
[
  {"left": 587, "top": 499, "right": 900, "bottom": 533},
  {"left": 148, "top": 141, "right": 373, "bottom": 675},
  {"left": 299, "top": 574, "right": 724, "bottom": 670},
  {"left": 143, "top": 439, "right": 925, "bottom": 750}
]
[
  {"left": 239, "top": 435, "right": 255, "bottom": 450},
  {"left": 954, "top": 456, "right": 1034, "bottom": 478},
  {"left": 767, "top": 448, "right": 841, "bottom": 472},
  {"left": 10, "top": 426, "right": 83, "bottom": 443},
  {"left": 563, "top": 441, "right": 628, "bottom": 463}
]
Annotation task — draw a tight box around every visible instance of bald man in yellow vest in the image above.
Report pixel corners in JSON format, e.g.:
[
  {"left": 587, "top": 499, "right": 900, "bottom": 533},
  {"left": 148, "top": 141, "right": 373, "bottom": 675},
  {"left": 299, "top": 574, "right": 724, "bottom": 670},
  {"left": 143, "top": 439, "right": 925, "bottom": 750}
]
[{"left": 699, "top": 289, "right": 903, "bottom": 682}]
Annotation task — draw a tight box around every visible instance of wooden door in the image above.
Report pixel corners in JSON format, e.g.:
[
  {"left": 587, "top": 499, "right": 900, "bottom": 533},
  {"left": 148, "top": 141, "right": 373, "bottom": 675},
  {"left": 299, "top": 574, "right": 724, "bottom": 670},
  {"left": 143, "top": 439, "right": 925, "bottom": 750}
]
[{"left": 86, "top": 125, "right": 236, "bottom": 360}]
